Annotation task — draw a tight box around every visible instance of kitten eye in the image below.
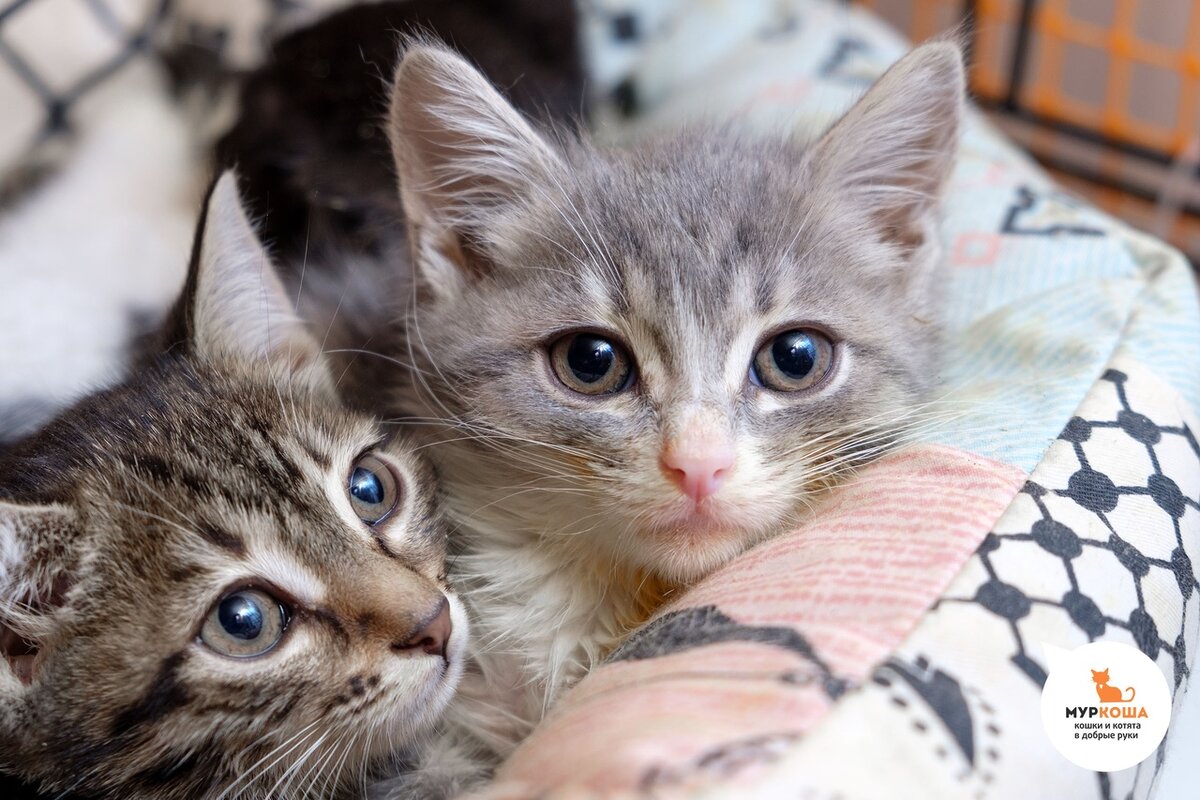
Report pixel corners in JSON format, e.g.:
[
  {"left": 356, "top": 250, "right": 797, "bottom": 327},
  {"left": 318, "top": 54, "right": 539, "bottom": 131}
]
[
  {"left": 200, "top": 588, "right": 289, "bottom": 658},
  {"left": 348, "top": 454, "right": 400, "bottom": 525},
  {"left": 752, "top": 329, "right": 835, "bottom": 392},
  {"left": 549, "top": 332, "right": 634, "bottom": 396}
]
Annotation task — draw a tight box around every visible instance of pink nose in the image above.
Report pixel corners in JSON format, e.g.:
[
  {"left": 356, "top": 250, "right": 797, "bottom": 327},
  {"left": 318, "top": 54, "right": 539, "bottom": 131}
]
[{"left": 660, "top": 442, "right": 735, "bottom": 502}]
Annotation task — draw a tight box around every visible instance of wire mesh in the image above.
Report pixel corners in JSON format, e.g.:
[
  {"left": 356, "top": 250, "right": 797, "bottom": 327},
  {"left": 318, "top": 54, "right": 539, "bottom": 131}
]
[{"left": 854, "top": 0, "right": 1200, "bottom": 261}]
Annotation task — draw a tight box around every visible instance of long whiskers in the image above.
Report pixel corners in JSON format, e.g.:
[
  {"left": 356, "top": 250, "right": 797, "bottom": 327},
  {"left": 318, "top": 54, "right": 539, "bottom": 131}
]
[{"left": 215, "top": 719, "right": 321, "bottom": 800}]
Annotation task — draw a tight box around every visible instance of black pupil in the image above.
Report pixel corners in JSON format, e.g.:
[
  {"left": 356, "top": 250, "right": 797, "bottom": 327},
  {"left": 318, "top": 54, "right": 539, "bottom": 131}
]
[
  {"left": 771, "top": 332, "right": 817, "bottom": 379},
  {"left": 218, "top": 594, "right": 265, "bottom": 641},
  {"left": 350, "top": 467, "right": 385, "bottom": 505},
  {"left": 566, "top": 335, "right": 616, "bottom": 384}
]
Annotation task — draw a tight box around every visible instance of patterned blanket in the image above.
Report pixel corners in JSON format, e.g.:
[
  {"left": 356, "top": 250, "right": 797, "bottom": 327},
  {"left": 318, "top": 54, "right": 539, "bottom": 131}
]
[{"left": 1, "top": 1, "right": 1197, "bottom": 798}]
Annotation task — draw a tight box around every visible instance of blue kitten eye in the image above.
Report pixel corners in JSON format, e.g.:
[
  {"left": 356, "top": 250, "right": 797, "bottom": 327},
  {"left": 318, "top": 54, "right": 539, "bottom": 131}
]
[
  {"left": 219, "top": 594, "right": 263, "bottom": 640},
  {"left": 348, "top": 454, "right": 399, "bottom": 524},
  {"left": 752, "top": 329, "right": 835, "bottom": 392},
  {"left": 200, "top": 588, "right": 288, "bottom": 658},
  {"left": 549, "top": 332, "right": 634, "bottom": 396},
  {"left": 351, "top": 468, "right": 384, "bottom": 505}
]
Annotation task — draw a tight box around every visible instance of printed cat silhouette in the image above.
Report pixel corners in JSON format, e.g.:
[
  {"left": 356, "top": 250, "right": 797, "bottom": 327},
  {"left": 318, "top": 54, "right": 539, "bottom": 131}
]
[{"left": 1092, "top": 668, "right": 1136, "bottom": 703}]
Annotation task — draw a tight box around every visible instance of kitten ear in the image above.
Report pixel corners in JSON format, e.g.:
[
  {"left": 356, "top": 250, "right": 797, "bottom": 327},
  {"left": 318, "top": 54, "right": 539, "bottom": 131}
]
[
  {"left": 164, "top": 172, "right": 327, "bottom": 377},
  {"left": 808, "top": 41, "right": 964, "bottom": 254},
  {"left": 387, "top": 44, "right": 564, "bottom": 298},
  {"left": 0, "top": 501, "right": 77, "bottom": 688}
]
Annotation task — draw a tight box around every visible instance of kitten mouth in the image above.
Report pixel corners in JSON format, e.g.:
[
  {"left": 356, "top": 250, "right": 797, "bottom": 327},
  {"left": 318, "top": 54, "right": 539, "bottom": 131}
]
[
  {"left": 663, "top": 495, "right": 737, "bottom": 527},
  {"left": 641, "top": 493, "right": 777, "bottom": 555},
  {"left": 647, "top": 504, "right": 739, "bottom": 544}
]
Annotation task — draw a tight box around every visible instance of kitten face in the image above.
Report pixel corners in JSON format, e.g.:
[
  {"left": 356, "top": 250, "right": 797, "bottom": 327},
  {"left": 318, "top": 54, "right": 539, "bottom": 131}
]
[
  {"left": 0, "top": 175, "right": 467, "bottom": 799},
  {"left": 388, "top": 44, "right": 964, "bottom": 581}
]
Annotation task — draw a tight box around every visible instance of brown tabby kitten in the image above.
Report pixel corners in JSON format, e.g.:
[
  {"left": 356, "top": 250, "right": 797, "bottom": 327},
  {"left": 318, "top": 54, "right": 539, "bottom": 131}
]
[
  {"left": 0, "top": 174, "right": 468, "bottom": 799},
  {"left": 377, "top": 38, "right": 965, "bottom": 788}
]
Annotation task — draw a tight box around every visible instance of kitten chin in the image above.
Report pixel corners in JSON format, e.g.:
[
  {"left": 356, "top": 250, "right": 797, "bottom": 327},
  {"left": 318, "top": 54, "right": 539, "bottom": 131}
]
[
  {"left": 378, "top": 38, "right": 964, "bottom": 781},
  {"left": 0, "top": 173, "right": 467, "bottom": 800},
  {"left": 636, "top": 519, "right": 777, "bottom": 583}
]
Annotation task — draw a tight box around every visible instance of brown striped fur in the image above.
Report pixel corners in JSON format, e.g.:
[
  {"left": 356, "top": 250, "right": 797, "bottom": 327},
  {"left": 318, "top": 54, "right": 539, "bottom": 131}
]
[{"left": 0, "top": 175, "right": 468, "bottom": 799}]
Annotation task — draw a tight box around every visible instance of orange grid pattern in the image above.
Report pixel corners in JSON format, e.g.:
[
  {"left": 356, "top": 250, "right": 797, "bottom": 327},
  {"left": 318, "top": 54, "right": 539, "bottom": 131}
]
[
  {"left": 1022, "top": 0, "right": 1200, "bottom": 156},
  {"left": 851, "top": 0, "right": 1200, "bottom": 261},
  {"left": 859, "top": 0, "right": 1200, "bottom": 157},
  {"left": 967, "top": 0, "right": 1020, "bottom": 100},
  {"left": 854, "top": 0, "right": 965, "bottom": 42}
]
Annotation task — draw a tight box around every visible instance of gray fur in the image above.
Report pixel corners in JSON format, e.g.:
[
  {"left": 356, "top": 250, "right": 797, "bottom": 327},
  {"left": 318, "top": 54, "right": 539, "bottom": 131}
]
[
  {"left": 389, "top": 40, "right": 963, "bottom": 573},
  {"left": 376, "top": 41, "right": 965, "bottom": 796}
]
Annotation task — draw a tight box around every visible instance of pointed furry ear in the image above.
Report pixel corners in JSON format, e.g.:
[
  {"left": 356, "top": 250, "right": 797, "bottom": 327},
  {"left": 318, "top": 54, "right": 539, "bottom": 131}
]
[
  {"left": 387, "top": 44, "right": 563, "bottom": 297},
  {"left": 0, "top": 502, "right": 76, "bottom": 687},
  {"left": 163, "top": 171, "right": 326, "bottom": 375},
  {"left": 809, "top": 41, "right": 964, "bottom": 252}
]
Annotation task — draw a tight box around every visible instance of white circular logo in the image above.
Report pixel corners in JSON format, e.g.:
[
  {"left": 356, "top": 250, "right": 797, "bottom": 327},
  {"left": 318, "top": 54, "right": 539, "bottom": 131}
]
[{"left": 1040, "top": 641, "right": 1171, "bottom": 772}]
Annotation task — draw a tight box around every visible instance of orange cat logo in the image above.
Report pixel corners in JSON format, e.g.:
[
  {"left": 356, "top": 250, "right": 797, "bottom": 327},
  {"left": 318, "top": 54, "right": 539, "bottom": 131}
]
[{"left": 1092, "top": 668, "right": 1136, "bottom": 703}]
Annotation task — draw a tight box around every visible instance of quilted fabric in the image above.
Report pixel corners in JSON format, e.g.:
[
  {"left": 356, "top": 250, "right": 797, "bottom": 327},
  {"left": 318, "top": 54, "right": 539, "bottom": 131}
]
[
  {"left": 473, "top": 1, "right": 1200, "bottom": 798},
  {"left": 0, "top": 0, "right": 165, "bottom": 181},
  {"left": 0, "top": 0, "right": 351, "bottom": 441},
  {"left": 0, "top": 0, "right": 344, "bottom": 184}
]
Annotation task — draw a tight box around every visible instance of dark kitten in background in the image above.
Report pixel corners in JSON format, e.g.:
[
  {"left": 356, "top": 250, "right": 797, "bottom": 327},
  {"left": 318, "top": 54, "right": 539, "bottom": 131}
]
[{"left": 217, "top": 0, "right": 586, "bottom": 407}]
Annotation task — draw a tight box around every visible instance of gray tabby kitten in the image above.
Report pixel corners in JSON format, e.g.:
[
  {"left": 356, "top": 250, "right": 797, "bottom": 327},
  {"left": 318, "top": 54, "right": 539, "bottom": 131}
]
[
  {"left": 0, "top": 174, "right": 468, "bottom": 799},
  {"left": 377, "top": 38, "right": 965, "bottom": 787}
]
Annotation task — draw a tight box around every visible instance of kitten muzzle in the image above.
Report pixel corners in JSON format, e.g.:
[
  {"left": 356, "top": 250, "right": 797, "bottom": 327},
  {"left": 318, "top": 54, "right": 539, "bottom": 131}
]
[
  {"left": 659, "top": 440, "right": 735, "bottom": 503},
  {"left": 392, "top": 595, "right": 452, "bottom": 662}
]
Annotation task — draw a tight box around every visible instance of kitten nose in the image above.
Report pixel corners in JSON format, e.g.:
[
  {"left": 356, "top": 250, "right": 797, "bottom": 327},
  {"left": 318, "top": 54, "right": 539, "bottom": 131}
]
[
  {"left": 660, "top": 441, "right": 735, "bottom": 502},
  {"left": 393, "top": 596, "right": 451, "bottom": 659}
]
